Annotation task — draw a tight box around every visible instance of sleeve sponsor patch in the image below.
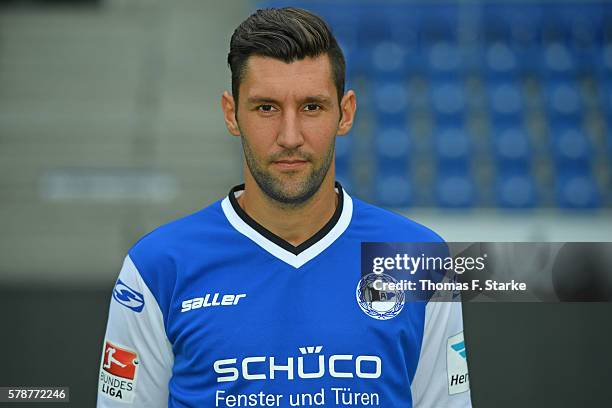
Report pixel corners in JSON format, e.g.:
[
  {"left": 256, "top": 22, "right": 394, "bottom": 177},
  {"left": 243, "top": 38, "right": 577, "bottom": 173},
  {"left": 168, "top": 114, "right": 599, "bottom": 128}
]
[
  {"left": 99, "top": 340, "right": 139, "bottom": 403},
  {"left": 112, "top": 279, "right": 145, "bottom": 312},
  {"left": 446, "top": 332, "right": 469, "bottom": 395}
]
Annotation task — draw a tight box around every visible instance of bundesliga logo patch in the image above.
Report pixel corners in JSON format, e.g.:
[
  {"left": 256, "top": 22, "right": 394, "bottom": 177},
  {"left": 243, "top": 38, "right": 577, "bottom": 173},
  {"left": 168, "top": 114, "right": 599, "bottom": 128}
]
[{"left": 99, "top": 340, "right": 139, "bottom": 403}]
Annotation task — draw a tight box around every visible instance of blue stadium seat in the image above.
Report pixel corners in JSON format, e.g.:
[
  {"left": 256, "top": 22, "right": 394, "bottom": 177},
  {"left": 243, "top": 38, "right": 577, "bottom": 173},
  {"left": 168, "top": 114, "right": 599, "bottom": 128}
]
[
  {"left": 485, "top": 6, "right": 540, "bottom": 73},
  {"left": 425, "top": 41, "right": 463, "bottom": 79},
  {"left": 435, "top": 173, "right": 476, "bottom": 208},
  {"left": 372, "top": 80, "right": 409, "bottom": 126},
  {"left": 540, "top": 42, "right": 578, "bottom": 79},
  {"left": 550, "top": 127, "right": 592, "bottom": 168},
  {"left": 555, "top": 171, "right": 601, "bottom": 209},
  {"left": 434, "top": 126, "right": 471, "bottom": 171},
  {"left": 371, "top": 41, "right": 408, "bottom": 79},
  {"left": 430, "top": 80, "right": 466, "bottom": 125},
  {"left": 544, "top": 80, "right": 583, "bottom": 123},
  {"left": 492, "top": 127, "right": 532, "bottom": 169},
  {"left": 496, "top": 172, "right": 537, "bottom": 208},
  {"left": 487, "top": 80, "right": 524, "bottom": 124},
  {"left": 374, "top": 173, "right": 412, "bottom": 207},
  {"left": 483, "top": 41, "right": 520, "bottom": 79},
  {"left": 374, "top": 127, "right": 410, "bottom": 174}
]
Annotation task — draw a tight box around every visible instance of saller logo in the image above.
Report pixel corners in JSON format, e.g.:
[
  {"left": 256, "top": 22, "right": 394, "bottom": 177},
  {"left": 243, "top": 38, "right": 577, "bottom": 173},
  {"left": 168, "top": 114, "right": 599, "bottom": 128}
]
[
  {"left": 181, "top": 293, "right": 246, "bottom": 312},
  {"left": 112, "top": 279, "right": 145, "bottom": 312},
  {"left": 214, "top": 346, "right": 382, "bottom": 383}
]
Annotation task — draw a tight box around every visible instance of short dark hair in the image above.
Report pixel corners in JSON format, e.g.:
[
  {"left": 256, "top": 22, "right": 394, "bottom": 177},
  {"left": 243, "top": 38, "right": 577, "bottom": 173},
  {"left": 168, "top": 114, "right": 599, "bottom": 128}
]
[{"left": 227, "top": 7, "right": 346, "bottom": 107}]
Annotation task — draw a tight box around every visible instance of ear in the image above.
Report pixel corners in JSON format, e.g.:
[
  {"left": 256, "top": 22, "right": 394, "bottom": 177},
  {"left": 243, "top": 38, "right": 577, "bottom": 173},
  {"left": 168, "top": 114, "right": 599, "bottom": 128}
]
[
  {"left": 337, "top": 90, "right": 357, "bottom": 136},
  {"left": 221, "top": 91, "right": 241, "bottom": 136}
]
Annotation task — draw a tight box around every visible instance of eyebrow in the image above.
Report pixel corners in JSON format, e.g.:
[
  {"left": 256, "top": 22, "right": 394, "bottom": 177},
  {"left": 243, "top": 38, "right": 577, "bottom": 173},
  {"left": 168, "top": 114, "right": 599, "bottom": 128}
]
[{"left": 246, "top": 94, "right": 333, "bottom": 105}]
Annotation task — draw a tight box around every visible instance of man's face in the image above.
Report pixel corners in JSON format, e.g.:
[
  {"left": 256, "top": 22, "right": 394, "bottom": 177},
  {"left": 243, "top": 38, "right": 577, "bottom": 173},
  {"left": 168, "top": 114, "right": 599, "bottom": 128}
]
[{"left": 233, "top": 54, "right": 343, "bottom": 206}]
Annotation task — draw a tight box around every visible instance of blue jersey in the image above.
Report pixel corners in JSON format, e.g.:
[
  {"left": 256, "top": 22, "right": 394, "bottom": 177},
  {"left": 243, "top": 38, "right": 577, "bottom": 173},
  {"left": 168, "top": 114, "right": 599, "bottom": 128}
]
[{"left": 97, "top": 183, "right": 471, "bottom": 407}]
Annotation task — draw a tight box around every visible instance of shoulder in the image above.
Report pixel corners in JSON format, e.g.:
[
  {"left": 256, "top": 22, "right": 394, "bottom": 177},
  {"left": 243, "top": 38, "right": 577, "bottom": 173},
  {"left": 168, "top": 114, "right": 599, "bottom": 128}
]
[
  {"left": 348, "top": 196, "right": 445, "bottom": 243},
  {"left": 124, "top": 198, "right": 228, "bottom": 313},
  {"left": 127, "top": 198, "right": 227, "bottom": 281},
  {"left": 131, "top": 199, "right": 224, "bottom": 255}
]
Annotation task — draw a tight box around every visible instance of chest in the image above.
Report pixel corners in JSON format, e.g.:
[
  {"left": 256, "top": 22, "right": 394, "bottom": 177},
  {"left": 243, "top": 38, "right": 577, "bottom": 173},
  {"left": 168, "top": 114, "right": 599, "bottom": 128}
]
[{"left": 166, "top": 249, "right": 425, "bottom": 380}]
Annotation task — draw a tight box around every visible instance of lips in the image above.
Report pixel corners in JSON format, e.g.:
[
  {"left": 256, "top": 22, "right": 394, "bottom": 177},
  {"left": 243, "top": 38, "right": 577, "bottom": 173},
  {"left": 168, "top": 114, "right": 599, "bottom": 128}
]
[{"left": 272, "top": 159, "right": 308, "bottom": 169}]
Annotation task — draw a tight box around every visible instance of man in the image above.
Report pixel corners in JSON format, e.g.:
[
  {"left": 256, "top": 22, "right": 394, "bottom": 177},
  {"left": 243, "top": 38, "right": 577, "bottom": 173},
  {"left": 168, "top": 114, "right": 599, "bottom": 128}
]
[{"left": 97, "top": 7, "right": 471, "bottom": 407}]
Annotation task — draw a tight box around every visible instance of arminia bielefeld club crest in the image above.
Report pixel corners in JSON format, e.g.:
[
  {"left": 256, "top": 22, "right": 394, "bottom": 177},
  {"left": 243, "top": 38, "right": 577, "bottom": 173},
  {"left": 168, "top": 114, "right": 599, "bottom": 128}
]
[{"left": 356, "top": 273, "right": 405, "bottom": 320}]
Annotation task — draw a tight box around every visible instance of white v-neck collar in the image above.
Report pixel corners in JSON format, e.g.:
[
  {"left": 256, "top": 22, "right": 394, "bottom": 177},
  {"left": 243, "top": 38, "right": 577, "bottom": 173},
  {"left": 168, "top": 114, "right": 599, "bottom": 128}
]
[{"left": 221, "top": 183, "right": 353, "bottom": 268}]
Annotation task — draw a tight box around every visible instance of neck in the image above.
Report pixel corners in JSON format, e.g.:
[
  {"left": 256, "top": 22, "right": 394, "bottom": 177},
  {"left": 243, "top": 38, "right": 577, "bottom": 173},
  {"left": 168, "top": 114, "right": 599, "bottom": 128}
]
[{"left": 236, "top": 175, "right": 339, "bottom": 247}]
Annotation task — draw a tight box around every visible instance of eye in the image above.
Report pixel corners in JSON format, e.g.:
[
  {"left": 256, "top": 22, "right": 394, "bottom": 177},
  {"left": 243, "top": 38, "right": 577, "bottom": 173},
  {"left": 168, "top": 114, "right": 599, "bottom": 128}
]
[
  {"left": 304, "top": 103, "right": 321, "bottom": 112},
  {"left": 257, "top": 104, "right": 276, "bottom": 112}
]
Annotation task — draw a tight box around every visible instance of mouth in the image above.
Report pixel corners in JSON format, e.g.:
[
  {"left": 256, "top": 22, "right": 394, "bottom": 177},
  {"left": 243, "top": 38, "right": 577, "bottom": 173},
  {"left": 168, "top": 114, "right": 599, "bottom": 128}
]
[{"left": 272, "top": 159, "right": 308, "bottom": 170}]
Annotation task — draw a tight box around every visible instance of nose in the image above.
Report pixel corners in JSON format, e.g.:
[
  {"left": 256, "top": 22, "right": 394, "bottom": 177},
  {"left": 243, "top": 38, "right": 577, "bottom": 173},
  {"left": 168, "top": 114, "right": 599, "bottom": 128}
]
[{"left": 276, "top": 110, "right": 304, "bottom": 150}]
